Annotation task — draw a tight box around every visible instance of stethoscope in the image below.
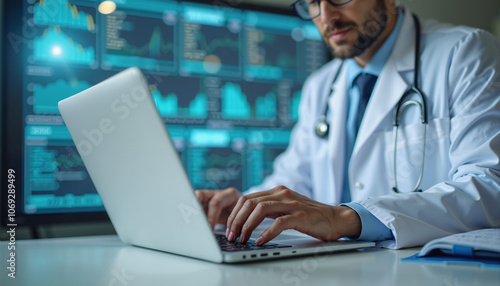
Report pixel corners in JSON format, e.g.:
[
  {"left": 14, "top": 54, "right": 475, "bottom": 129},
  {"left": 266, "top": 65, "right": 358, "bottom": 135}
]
[{"left": 314, "top": 14, "right": 427, "bottom": 193}]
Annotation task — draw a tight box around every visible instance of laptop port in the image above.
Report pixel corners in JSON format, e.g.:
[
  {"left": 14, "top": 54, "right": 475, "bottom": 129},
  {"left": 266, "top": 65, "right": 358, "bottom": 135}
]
[
  {"left": 273, "top": 252, "right": 280, "bottom": 256},
  {"left": 251, "top": 254, "right": 257, "bottom": 258},
  {"left": 260, "top": 253, "right": 268, "bottom": 257}
]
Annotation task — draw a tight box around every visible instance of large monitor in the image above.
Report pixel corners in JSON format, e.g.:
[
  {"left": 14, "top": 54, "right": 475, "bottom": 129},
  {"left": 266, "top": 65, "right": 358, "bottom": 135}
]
[{"left": 1, "top": 0, "right": 328, "bottom": 226}]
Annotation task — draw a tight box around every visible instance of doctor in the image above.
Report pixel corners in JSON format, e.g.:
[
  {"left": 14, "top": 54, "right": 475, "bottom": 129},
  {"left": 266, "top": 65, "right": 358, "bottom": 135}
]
[{"left": 196, "top": 0, "right": 500, "bottom": 248}]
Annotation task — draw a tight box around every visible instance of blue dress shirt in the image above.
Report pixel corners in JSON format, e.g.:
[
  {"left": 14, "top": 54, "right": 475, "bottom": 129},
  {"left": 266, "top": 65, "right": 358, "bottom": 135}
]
[{"left": 340, "top": 9, "right": 405, "bottom": 241}]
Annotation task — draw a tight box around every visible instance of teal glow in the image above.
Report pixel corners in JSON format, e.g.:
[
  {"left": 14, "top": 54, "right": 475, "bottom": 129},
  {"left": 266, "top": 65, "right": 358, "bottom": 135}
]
[
  {"left": 184, "top": 6, "right": 225, "bottom": 26},
  {"left": 246, "top": 65, "right": 283, "bottom": 80},
  {"left": 245, "top": 11, "right": 299, "bottom": 30},
  {"left": 255, "top": 92, "right": 277, "bottom": 120},
  {"left": 33, "top": 79, "right": 91, "bottom": 114},
  {"left": 27, "top": 194, "right": 103, "bottom": 210},
  {"left": 34, "top": 0, "right": 95, "bottom": 31},
  {"left": 152, "top": 90, "right": 208, "bottom": 118},
  {"left": 34, "top": 27, "right": 95, "bottom": 64},
  {"left": 190, "top": 129, "right": 231, "bottom": 147},
  {"left": 303, "top": 24, "right": 322, "bottom": 41},
  {"left": 291, "top": 91, "right": 301, "bottom": 122},
  {"left": 222, "top": 82, "right": 251, "bottom": 119}
]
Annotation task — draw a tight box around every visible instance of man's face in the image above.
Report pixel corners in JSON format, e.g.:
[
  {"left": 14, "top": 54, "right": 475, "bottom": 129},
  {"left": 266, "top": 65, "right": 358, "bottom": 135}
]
[{"left": 312, "top": 0, "right": 391, "bottom": 59}]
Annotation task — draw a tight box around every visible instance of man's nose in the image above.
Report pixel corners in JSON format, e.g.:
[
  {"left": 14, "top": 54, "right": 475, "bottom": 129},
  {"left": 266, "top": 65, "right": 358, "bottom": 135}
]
[{"left": 319, "top": 0, "right": 342, "bottom": 24}]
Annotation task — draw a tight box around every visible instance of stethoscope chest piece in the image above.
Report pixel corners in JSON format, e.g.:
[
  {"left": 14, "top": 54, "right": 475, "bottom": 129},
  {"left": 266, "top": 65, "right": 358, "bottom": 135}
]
[
  {"left": 314, "top": 115, "right": 329, "bottom": 138},
  {"left": 314, "top": 61, "right": 345, "bottom": 139}
]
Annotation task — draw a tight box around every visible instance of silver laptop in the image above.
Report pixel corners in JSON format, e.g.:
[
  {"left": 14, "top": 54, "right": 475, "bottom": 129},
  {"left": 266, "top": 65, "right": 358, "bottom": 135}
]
[{"left": 58, "top": 67, "right": 374, "bottom": 263}]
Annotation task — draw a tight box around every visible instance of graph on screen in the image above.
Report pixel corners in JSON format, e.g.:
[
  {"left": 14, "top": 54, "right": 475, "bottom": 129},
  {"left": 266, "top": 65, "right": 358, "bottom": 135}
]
[
  {"left": 221, "top": 82, "right": 277, "bottom": 121},
  {"left": 104, "top": 11, "right": 176, "bottom": 70},
  {"left": 33, "top": 79, "right": 91, "bottom": 114},
  {"left": 34, "top": 0, "right": 96, "bottom": 31},
  {"left": 290, "top": 91, "right": 301, "bottom": 122},
  {"left": 153, "top": 90, "right": 208, "bottom": 118},
  {"left": 34, "top": 26, "right": 96, "bottom": 65},
  {"left": 246, "top": 129, "right": 291, "bottom": 188},
  {"left": 180, "top": 3, "right": 241, "bottom": 76}
]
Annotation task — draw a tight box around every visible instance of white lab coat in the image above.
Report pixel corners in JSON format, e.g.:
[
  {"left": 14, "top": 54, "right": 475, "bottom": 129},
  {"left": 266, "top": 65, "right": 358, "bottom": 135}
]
[{"left": 246, "top": 8, "right": 500, "bottom": 249}]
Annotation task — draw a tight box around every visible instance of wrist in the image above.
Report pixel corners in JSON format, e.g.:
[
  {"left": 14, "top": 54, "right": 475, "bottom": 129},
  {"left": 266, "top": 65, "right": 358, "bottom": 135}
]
[{"left": 332, "top": 206, "right": 361, "bottom": 239}]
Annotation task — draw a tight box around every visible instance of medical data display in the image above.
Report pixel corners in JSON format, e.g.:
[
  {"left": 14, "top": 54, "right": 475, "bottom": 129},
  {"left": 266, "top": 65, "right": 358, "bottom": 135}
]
[{"left": 19, "top": 0, "right": 327, "bottom": 215}]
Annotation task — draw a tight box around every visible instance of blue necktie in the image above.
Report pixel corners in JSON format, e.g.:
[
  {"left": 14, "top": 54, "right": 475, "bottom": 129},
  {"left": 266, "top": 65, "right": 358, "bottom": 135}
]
[
  {"left": 352, "top": 73, "right": 378, "bottom": 137},
  {"left": 341, "top": 73, "right": 378, "bottom": 203}
]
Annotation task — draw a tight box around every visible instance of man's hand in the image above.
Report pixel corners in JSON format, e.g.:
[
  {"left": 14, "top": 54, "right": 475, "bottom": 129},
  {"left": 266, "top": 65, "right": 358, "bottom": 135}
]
[
  {"left": 225, "top": 185, "right": 362, "bottom": 245},
  {"left": 195, "top": 187, "right": 241, "bottom": 229}
]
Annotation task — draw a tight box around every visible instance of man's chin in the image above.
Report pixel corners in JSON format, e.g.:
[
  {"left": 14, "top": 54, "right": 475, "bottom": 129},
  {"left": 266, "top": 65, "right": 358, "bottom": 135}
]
[{"left": 329, "top": 44, "right": 359, "bottom": 60}]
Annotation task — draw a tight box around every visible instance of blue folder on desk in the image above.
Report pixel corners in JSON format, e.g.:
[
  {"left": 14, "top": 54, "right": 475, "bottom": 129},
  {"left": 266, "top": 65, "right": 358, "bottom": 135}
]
[
  {"left": 402, "top": 228, "right": 500, "bottom": 268},
  {"left": 403, "top": 251, "right": 500, "bottom": 267}
]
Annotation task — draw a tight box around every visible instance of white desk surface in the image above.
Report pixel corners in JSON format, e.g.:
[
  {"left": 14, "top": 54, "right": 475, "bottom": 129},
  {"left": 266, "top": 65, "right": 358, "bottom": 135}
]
[{"left": 1, "top": 235, "right": 499, "bottom": 286}]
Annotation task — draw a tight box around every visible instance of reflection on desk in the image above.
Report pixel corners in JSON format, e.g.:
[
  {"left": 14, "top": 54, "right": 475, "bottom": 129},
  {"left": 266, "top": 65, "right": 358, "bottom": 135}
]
[{"left": 1, "top": 235, "right": 499, "bottom": 286}]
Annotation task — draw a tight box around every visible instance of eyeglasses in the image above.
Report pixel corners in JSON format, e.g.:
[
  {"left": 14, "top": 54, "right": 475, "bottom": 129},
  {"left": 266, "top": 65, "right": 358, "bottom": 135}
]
[{"left": 290, "top": 0, "right": 354, "bottom": 20}]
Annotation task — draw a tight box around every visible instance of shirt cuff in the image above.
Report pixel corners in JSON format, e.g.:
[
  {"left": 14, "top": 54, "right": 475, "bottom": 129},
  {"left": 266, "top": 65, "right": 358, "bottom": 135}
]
[{"left": 341, "top": 202, "right": 394, "bottom": 241}]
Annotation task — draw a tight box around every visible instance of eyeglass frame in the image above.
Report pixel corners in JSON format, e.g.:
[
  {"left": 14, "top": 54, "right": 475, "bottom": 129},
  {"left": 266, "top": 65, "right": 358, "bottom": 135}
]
[{"left": 290, "top": 0, "right": 354, "bottom": 20}]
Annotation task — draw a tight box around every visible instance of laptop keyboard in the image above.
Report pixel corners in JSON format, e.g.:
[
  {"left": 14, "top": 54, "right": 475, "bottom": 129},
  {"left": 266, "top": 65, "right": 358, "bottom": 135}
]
[{"left": 215, "top": 234, "right": 292, "bottom": 252}]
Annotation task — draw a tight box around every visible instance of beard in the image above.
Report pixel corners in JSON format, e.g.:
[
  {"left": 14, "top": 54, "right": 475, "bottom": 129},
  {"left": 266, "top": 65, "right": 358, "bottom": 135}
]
[{"left": 325, "top": 0, "right": 390, "bottom": 59}]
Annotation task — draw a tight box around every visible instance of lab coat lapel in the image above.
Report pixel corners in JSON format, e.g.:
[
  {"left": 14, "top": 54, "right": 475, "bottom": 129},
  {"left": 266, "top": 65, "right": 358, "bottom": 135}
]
[
  {"left": 327, "top": 62, "right": 349, "bottom": 203},
  {"left": 352, "top": 9, "right": 416, "bottom": 157}
]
